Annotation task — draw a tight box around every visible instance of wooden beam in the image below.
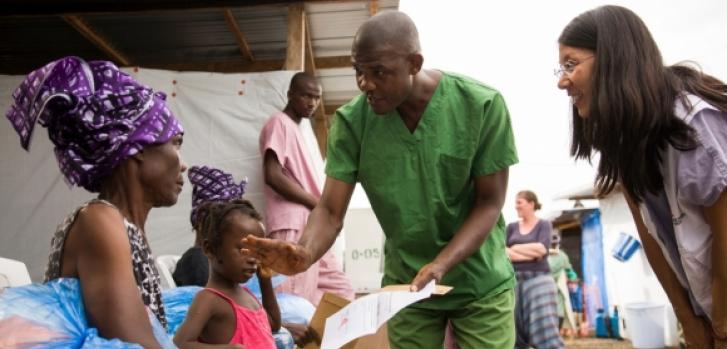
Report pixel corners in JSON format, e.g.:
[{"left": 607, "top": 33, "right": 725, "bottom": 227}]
[
  {"left": 315, "top": 55, "right": 351, "bottom": 69},
  {"left": 304, "top": 14, "right": 316, "bottom": 74},
  {"left": 141, "top": 59, "right": 284, "bottom": 73},
  {"left": 312, "top": 107, "right": 329, "bottom": 158},
  {"left": 63, "top": 15, "right": 131, "bottom": 66},
  {"left": 2, "top": 1, "right": 336, "bottom": 16},
  {"left": 284, "top": 3, "right": 305, "bottom": 71},
  {"left": 223, "top": 8, "right": 254, "bottom": 61},
  {"left": 324, "top": 104, "right": 343, "bottom": 113},
  {"left": 134, "top": 55, "right": 351, "bottom": 73},
  {"left": 368, "top": 0, "right": 378, "bottom": 16},
  {"left": 302, "top": 12, "right": 330, "bottom": 158},
  {"left": 311, "top": 94, "right": 329, "bottom": 158},
  {"left": 553, "top": 220, "right": 581, "bottom": 231}
]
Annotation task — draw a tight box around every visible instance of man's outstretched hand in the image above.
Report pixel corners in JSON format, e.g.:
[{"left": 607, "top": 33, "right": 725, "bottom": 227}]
[{"left": 242, "top": 235, "right": 313, "bottom": 276}]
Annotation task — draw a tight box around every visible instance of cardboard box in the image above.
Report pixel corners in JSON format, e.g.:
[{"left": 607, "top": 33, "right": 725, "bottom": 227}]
[
  {"left": 380, "top": 284, "right": 453, "bottom": 295},
  {"left": 352, "top": 326, "right": 388, "bottom": 349},
  {"left": 303, "top": 292, "right": 390, "bottom": 349}
]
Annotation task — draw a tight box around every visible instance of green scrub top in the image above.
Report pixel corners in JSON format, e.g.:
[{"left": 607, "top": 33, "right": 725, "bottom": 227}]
[{"left": 326, "top": 72, "right": 518, "bottom": 309}]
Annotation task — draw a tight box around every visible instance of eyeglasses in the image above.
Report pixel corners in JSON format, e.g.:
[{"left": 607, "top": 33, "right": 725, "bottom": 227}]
[{"left": 554, "top": 56, "right": 594, "bottom": 78}]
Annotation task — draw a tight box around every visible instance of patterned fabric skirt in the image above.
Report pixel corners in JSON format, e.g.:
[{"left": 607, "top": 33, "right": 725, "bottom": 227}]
[
  {"left": 514, "top": 271, "right": 564, "bottom": 349},
  {"left": 273, "top": 327, "right": 295, "bottom": 349}
]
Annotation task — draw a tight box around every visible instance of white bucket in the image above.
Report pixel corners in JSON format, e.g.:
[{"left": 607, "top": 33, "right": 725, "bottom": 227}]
[{"left": 625, "top": 302, "right": 665, "bottom": 348}]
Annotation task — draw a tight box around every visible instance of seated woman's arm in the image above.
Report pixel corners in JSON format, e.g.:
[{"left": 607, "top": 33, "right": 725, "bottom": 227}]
[
  {"left": 173, "top": 292, "right": 241, "bottom": 349},
  {"left": 69, "top": 204, "right": 163, "bottom": 349}
]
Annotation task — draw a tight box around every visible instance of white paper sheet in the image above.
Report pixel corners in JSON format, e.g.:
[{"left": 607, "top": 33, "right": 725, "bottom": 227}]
[{"left": 320, "top": 280, "right": 436, "bottom": 349}]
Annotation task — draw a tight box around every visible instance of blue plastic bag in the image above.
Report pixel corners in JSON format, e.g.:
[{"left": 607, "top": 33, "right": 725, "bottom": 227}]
[
  {"left": 273, "top": 326, "right": 295, "bottom": 349},
  {"left": 243, "top": 273, "right": 287, "bottom": 296},
  {"left": 161, "top": 286, "right": 202, "bottom": 335},
  {"left": 276, "top": 293, "right": 315, "bottom": 325},
  {"left": 0, "top": 278, "right": 175, "bottom": 348},
  {"left": 242, "top": 274, "right": 315, "bottom": 324}
]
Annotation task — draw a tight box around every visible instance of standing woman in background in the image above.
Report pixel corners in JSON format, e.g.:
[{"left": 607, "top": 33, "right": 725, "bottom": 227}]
[
  {"left": 506, "top": 190, "right": 564, "bottom": 349},
  {"left": 557, "top": 5, "right": 727, "bottom": 348},
  {"left": 5, "top": 56, "right": 186, "bottom": 348}
]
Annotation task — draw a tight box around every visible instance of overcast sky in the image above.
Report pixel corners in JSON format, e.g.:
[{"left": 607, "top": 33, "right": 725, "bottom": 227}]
[{"left": 394, "top": 0, "right": 727, "bottom": 222}]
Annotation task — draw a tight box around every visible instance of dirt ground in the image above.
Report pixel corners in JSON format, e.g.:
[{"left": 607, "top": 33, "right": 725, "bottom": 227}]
[
  {"left": 564, "top": 337, "right": 632, "bottom": 348},
  {"left": 564, "top": 337, "right": 679, "bottom": 349}
]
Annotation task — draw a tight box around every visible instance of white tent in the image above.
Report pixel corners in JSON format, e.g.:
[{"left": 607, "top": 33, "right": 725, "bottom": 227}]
[
  {"left": 554, "top": 185, "right": 679, "bottom": 345},
  {"left": 0, "top": 68, "right": 299, "bottom": 281}
]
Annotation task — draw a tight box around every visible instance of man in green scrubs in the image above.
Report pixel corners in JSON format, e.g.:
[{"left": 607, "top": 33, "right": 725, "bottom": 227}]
[{"left": 246, "top": 10, "right": 518, "bottom": 348}]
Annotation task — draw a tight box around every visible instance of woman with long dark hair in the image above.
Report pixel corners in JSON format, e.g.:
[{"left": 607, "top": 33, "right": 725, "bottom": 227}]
[{"left": 557, "top": 6, "right": 727, "bottom": 347}]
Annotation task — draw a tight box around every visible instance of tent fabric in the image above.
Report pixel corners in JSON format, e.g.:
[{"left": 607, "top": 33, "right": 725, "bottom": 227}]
[
  {"left": 0, "top": 68, "right": 309, "bottom": 281},
  {"left": 580, "top": 210, "right": 609, "bottom": 328}
]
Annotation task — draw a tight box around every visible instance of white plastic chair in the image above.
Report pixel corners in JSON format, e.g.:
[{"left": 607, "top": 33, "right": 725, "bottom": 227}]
[
  {"left": 155, "top": 254, "right": 180, "bottom": 290},
  {"left": 0, "top": 257, "right": 32, "bottom": 289}
]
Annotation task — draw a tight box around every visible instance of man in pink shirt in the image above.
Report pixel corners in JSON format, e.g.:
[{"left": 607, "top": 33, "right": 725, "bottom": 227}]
[{"left": 259, "top": 72, "right": 354, "bottom": 306}]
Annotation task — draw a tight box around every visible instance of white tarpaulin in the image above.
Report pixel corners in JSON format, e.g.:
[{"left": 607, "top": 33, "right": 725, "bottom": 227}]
[{"left": 0, "top": 67, "right": 318, "bottom": 281}]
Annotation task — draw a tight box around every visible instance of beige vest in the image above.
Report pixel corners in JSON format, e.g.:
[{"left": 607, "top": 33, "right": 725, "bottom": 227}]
[{"left": 639, "top": 94, "right": 716, "bottom": 320}]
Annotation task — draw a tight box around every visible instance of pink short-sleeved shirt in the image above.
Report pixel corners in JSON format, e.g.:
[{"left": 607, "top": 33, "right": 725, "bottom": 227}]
[{"left": 259, "top": 112, "right": 322, "bottom": 232}]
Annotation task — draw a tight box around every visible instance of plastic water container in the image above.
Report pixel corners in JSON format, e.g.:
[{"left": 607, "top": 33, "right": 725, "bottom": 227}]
[
  {"left": 625, "top": 302, "right": 665, "bottom": 348},
  {"left": 610, "top": 306, "right": 621, "bottom": 339},
  {"left": 595, "top": 308, "right": 609, "bottom": 338},
  {"left": 612, "top": 232, "right": 641, "bottom": 261}
]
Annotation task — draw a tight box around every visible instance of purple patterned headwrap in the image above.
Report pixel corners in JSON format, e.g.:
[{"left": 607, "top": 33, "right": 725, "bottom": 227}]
[
  {"left": 189, "top": 165, "right": 248, "bottom": 227},
  {"left": 5, "top": 56, "right": 183, "bottom": 192}
]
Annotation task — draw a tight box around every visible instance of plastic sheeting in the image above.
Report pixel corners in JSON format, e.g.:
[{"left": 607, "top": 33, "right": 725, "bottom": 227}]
[
  {"left": 0, "top": 278, "right": 175, "bottom": 348},
  {"left": 0, "top": 68, "right": 306, "bottom": 281},
  {"left": 580, "top": 210, "right": 609, "bottom": 328}
]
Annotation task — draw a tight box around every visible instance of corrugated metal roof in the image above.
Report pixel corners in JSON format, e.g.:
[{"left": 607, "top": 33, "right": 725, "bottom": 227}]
[
  {"left": 0, "top": 16, "right": 107, "bottom": 69},
  {"left": 307, "top": 0, "right": 399, "bottom": 108},
  {"left": 317, "top": 67, "right": 360, "bottom": 107},
  {"left": 0, "top": 0, "right": 400, "bottom": 111},
  {"left": 231, "top": 6, "right": 289, "bottom": 59},
  {"left": 307, "top": 0, "right": 398, "bottom": 57},
  {"left": 85, "top": 9, "right": 242, "bottom": 64}
]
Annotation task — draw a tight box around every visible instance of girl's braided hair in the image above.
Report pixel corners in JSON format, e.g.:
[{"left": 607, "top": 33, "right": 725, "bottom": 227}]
[{"left": 195, "top": 199, "right": 262, "bottom": 251}]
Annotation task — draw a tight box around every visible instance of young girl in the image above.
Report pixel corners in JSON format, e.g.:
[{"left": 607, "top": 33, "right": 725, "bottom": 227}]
[{"left": 174, "top": 200, "right": 280, "bottom": 349}]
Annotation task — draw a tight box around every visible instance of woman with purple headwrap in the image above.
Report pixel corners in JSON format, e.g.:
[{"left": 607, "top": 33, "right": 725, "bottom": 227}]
[{"left": 4, "top": 56, "right": 186, "bottom": 348}]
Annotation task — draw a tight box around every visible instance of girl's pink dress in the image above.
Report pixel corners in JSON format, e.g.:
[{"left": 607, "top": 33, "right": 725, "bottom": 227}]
[{"left": 203, "top": 287, "right": 275, "bottom": 349}]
